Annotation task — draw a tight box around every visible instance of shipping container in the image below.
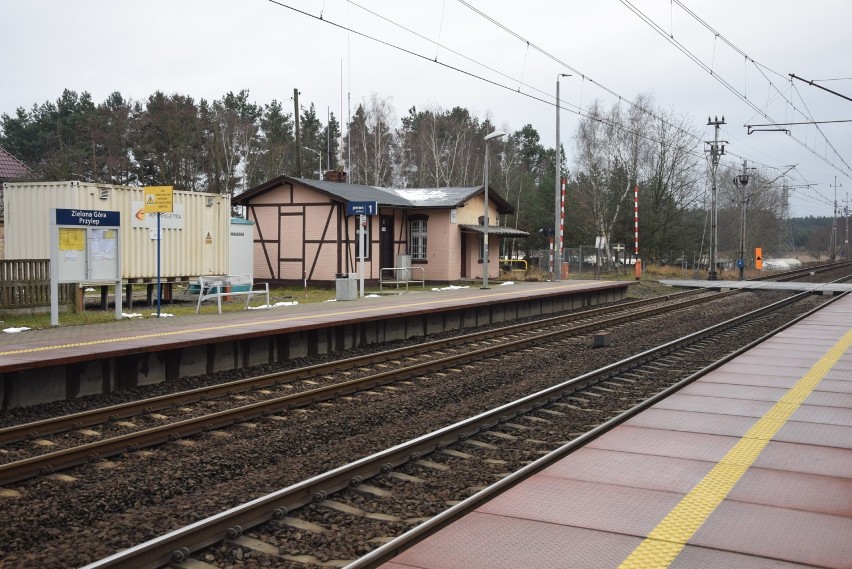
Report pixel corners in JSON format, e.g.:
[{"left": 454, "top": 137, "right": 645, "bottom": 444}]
[{"left": 2, "top": 181, "right": 230, "bottom": 280}]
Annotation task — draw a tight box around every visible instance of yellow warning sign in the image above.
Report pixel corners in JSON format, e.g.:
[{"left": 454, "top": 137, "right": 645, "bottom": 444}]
[
  {"left": 205, "top": 231, "right": 213, "bottom": 244},
  {"left": 143, "top": 186, "right": 174, "bottom": 213},
  {"left": 755, "top": 247, "right": 763, "bottom": 270}
]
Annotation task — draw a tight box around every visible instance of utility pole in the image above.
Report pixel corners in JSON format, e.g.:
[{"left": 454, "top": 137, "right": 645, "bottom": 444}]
[
  {"left": 554, "top": 73, "right": 571, "bottom": 280},
  {"left": 706, "top": 116, "right": 726, "bottom": 280},
  {"left": 830, "top": 177, "right": 841, "bottom": 262},
  {"left": 294, "top": 88, "right": 302, "bottom": 178},
  {"left": 734, "top": 160, "right": 750, "bottom": 281},
  {"left": 845, "top": 193, "right": 850, "bottom": 260}
]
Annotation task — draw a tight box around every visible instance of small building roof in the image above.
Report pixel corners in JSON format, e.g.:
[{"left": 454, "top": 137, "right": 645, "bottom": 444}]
[
  {"left": 234, "top": 175, "right": 515, "bottom": 214},
  {"left": 0, "top": 147, "right": 34, "bottom": 182},
  {"left": 458, "top": 224, "right": 530, "bottom": 237}
]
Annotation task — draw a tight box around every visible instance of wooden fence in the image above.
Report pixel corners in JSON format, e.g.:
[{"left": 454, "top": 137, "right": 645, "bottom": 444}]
[{"left": 0, "top": 259, "right": 75, "bottom": 309}]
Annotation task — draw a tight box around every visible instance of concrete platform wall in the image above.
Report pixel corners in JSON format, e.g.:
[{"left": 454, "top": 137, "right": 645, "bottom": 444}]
[{"left": 1, "top": 285, "right": 626, "bottom": 409}]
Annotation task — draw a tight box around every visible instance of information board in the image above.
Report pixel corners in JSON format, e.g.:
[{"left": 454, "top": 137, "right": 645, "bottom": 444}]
[{"left": 50, "top": 208, "right": 122, "bottom": 325}]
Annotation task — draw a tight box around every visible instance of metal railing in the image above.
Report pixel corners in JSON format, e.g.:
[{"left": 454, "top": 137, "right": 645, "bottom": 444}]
[{"left": 379, "top": 266, "right": 426, "bottom": 291}]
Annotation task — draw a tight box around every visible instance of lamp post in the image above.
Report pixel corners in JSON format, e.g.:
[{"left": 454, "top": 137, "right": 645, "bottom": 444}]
[
  {"left": 555, "top": 73, "right": 571, "bottom": 280},
  {"left": 482, "top": 129, "right": 506, "bottom": 289},
  {"left": 302, "top": 146, "right": 322, "bottom": 179}
]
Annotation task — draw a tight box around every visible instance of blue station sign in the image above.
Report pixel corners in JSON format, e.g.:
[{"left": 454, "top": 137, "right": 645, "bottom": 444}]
[
  {"left": 55, "top": 208, "right": 121, "bottom": 226},
  {"left": 345, "top": 200, "right": 378, "bottom": 216}
]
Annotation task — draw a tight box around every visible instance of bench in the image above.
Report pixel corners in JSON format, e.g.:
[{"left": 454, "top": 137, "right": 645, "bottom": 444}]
[
  {"left": 194, "top": 274, "right": 270, "bottom": 314},
  {"left": 379, "top": 266, "right": 426, "bottom": 291}
]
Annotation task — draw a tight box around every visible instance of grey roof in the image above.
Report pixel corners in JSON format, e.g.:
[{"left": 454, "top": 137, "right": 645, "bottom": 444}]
[
  {"left": 458, "top": 224, "right": 530, "bottom": 237},
  {"left": 236, "top": 176, "right": 515, "bottom": 214},
  {"left": 292, "top": 177, "right": 410, "bottom": 207}
]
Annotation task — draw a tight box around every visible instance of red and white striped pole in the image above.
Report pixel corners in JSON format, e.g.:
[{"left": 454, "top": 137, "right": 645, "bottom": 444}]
[
  {"left": 560, "top": 177, "right": 566, "bottom": 272},
  {"left": 634, "top": 184, "right": 639, "bottom": 258},
  {"left": 549, "top": 235, "right": 554, "bottom": 274}
]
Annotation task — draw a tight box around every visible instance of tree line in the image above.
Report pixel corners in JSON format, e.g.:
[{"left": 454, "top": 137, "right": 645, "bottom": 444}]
[{"left": 1, "top": 88, "right": 823, "bottom": 261}]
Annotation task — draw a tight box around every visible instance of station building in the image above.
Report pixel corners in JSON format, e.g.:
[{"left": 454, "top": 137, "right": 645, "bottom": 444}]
[{"left": 233, "top": 175, "right": 529, "bottom": 285}]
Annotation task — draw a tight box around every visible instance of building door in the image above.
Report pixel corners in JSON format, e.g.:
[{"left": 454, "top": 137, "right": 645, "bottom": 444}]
[
  {"left": 380, "top": 215, "right": 394, "bottom": 271},
  {"left": 461, "top": 233, "right": 468, "bottom": 278}
]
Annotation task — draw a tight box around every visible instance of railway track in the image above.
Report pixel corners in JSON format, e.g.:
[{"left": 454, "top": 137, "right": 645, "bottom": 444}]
[
  {"left": 2, "top": 264, "right": 849, "bottom": 568},
  {"left": 0, "top": 289, "right": 727, "bottom": 484},
  {"left": 81, "top": 289, "right": 841, "bottom": 568}
]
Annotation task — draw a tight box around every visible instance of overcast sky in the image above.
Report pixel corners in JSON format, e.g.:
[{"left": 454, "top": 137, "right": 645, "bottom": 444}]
[{"left": 2, "top": 0, "right": 850, "bottom": 217}]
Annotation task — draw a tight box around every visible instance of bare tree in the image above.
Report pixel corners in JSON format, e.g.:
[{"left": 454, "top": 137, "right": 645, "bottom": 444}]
[{"left": 347, "top": 94, "right": 395, "bottom": 186}]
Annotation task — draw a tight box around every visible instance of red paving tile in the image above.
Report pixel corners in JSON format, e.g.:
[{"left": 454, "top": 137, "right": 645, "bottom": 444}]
[
  {"left": 477, "top": 477, "right": 683, "bottom": 536},
  {"left": 691, "top": 500, "right": 852, "bottom": 569},
  {"left": 387, "top": 512, "right": 641, "bottom": 569},
  {"left": 381, "top": 294, "right": 852, "bottom": 568}
]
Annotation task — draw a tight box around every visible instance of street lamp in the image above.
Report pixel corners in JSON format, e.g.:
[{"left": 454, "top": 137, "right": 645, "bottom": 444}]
[
  {"left": 482, "top": 129, "right": 506, "bottom": 289},
  {"left": 555, "top": 73, "right": 571, "bottom": 280},
  {"left": 302, "top": 146, "right": 322, "bottom": 179}
]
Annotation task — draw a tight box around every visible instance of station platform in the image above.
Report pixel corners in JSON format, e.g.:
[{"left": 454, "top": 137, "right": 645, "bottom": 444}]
[
  {"left": 661, "top": 278, "right": 852, "bottom": 294},
  {"left": 0, "top": 280, "right": 629, "bottom": 409},
  {"left": 380, "top": 293, "right": 852, "bottom": 569}
]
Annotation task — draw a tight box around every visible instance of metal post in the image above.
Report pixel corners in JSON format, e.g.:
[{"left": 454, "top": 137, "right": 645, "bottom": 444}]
[
  {"left": 830, "top": 177, "right": 840, "bottom": 262},
  {"left": 706, "top": 116, "right": 726, "bottom": 281},
  {"left": 156, "top": 212, "right": 161, "bottom": 317},
  {"left": 482, "top": 130, "right": 506, "bottom": 289},
  {"left": 555, "top": 73, "right": 571, "bottom": 280},
  {"left": 736, "top": 160, "right": 749, "bottom": 281},
  {"left": 845, "top": 193, "right": 849, "bottom": 260},
  {"left": 359, "top": 214, "right": 365, "bottom": 298}
]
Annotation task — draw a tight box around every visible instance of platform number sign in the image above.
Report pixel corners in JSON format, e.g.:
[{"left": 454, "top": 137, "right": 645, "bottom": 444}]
[{"left": 345, "top": 201, "right": 378, "bottom": 216}]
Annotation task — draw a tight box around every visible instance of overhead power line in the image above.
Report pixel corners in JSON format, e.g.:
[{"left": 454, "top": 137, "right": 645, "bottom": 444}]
[
  {"left": 265, "top": 0, "right": 816, "bottom": 191},
  {"left": 789, "top": 74, "right": 852, "bottom": 103},
  {"left": 619, "top": 0, "right": 852, "bottom": 180}
]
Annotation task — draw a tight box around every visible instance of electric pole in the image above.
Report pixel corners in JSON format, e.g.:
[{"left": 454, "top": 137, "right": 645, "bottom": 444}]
[
  {"left": 830, "top": 177, "right": 841, "bottom": 262},
  {"left": 706, "top": 116, "right": 726, "bottom": 280},
  {"left": 294, "top": 88, "right": 302, "bottom": 178},
  {"left": 734, "top": 160, "right": 750, "bottom": 281},
  {"left": 845, "top": 193, "right": 850, "bottom": 260}
]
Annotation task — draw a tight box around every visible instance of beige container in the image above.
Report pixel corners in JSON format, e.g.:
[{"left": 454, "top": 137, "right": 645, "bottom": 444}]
[{"left": 2, "top": 181, "right": 230, "bottom": 280}]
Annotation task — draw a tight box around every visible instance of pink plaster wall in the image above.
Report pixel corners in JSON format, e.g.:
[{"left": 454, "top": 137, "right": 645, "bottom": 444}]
[{"left": 244, "top": 180, "right": 506, "bottom": 282}]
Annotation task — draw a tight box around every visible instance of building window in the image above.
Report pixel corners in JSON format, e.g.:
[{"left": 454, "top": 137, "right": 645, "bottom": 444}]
[{"left": 410, "top": 217, "right": 428, "bottom": 261}]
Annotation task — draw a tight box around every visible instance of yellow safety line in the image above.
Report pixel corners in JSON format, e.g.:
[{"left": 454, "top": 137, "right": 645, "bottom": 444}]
[
  {"left": 0, "top": 282, "right": 595, "bottom": 358},
  {"left": 619, "top": 329, "right": 852, "bottom": 569}
]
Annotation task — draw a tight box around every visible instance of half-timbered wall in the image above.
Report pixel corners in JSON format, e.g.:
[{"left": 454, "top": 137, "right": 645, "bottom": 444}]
[{"left": 243, "top": 179, "right": 508, "bottom": 283}]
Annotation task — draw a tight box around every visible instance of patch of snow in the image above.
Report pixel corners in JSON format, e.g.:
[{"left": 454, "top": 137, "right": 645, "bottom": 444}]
[
  {"left": 3, "top": 326, "right": 31, "bottom": 333},
  {"left": 247, "top": 301, "right": 300, "bottom": 309},
  {"left": 393, "top": 188, "right": 450, "bottom": 204},
  {"left": 122, "top": 312, "right": 144, "bottom": 319}
]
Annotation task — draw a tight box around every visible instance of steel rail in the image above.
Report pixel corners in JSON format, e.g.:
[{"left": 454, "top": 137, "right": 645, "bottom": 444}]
[
  {"left": 7, "top": 259, "right": 840, "bottom": 447},
  {"left": 80, "top": 289, "right": 840, "bottom": 569},
  {"left": 0, "top": 288, "right": 725, "bottom": 486},
  {"left": 0, "top": 288, "right": 709, "bottom": 446}
]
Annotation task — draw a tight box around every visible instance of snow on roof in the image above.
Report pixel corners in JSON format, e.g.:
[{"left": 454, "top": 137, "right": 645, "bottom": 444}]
[{"left": 390, "top": 186, "right": 478, "bottom": 207}]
